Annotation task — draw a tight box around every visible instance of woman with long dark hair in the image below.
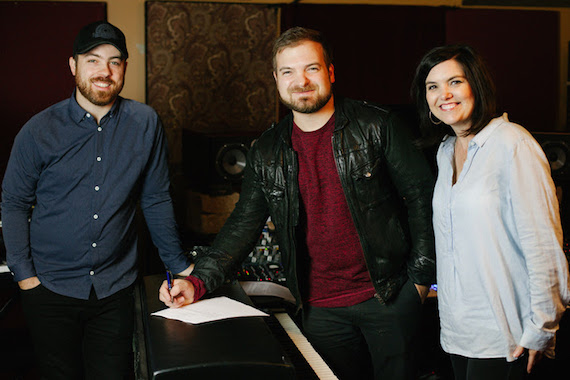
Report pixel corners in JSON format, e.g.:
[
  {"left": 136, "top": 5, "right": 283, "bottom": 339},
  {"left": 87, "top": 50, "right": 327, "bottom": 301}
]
[{"left": 411, "top": 44, "right": 570, "bottom": 379}]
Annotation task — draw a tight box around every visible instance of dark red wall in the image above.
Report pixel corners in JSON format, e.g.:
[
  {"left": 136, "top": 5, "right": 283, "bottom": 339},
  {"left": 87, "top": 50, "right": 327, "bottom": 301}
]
[
  {"left": 0, "top": 3, "right": 563, "bottom": 190},
  {"left": 281, "top": 5, "right": 560, "bottom": 133},
  {"left": 445, "top": 8, "right": 559, "bottom": 134},
  {"left": 281, "top": 5, "right": 446, "bottom": 110},
  {"left": 0, "top": 1, "right": 106, "bottom": 187}
]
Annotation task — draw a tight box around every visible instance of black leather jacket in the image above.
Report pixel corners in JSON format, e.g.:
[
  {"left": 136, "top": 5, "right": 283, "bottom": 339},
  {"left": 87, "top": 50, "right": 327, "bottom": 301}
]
[{"left": 192, "top": 97, "right": 435, "bottom": 307}]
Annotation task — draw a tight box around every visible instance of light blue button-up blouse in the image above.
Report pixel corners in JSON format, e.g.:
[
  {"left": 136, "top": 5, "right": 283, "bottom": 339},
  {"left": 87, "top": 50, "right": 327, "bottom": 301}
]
[{"left": 433, "top": 114, "right": 570, "bottom": 361}]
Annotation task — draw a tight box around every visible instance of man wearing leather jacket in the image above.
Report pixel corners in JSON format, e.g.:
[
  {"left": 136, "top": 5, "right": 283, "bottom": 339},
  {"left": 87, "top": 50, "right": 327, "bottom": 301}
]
[{"left": 160, "top": 27, "right": 435, "bottom": 380}]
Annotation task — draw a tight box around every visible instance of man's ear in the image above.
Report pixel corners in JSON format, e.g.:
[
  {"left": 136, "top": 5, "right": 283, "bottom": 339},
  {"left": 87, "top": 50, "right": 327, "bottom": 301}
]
[
  {"left": 329, "top": 64, "right": 335, "bottom": 84},
  {"left": 273, "top": 71, "right": 277, "bottom": 82},
  {"left": 69, "top": 57, "right": 76, "bottom": 76}
]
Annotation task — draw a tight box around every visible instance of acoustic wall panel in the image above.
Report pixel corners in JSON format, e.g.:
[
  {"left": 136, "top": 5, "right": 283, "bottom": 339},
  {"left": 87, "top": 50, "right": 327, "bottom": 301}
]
[{"left": 146, "top": 2, "right": 279, "bottom": 166}]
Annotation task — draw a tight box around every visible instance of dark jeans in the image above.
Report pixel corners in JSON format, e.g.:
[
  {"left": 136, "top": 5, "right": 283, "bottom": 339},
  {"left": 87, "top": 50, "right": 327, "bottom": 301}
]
[
  {"left": 301, "top": 279, "right": 423, "bottom": 380},
  {"left": 450, "top": 354, "right": 529, "bottom": 380},
  {"left": 20, "top": 283, "right": 135, "bottom": 380}
]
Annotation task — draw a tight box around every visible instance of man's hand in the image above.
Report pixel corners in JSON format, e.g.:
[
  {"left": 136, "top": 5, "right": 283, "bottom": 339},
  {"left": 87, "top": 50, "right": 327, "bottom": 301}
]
[
  {"left": 414, "top": 283, "right": 430, "bottom": 304},
  {"left": 513, "top": 345, "right": 542, "bottom": 373},
  {"left": 159, "top": 279, "right": 195, "bottom": 308},
  {"left": 18, "top": 276, "right": 41, "bottom": 290}
]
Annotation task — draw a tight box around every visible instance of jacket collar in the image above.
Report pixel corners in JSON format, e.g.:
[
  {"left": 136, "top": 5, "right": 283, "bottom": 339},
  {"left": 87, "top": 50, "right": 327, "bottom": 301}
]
[
  {"left": 333, "top": 96, "right": 349, "bottom": 131},
  {"left": 276, "top": 95, "right": 347, "bottom": 145}
]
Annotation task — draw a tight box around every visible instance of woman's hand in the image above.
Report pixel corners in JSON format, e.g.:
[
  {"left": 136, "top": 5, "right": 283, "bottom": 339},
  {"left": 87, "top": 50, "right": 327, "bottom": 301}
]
[{"left": 512, "top": 345, "right": 542, "bottom": 373}]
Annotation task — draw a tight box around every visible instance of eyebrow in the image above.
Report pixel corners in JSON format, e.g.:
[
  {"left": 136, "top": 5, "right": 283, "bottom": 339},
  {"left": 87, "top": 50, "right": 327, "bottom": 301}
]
[
  {"left": 278, "top": 62, "right": 321, "bottom": 72},
  {"left": 84, "top": 53, "right": 123, "bottom": 61},
  {"left": 425, "top": 75, "right": 466, "bottom": 85}
]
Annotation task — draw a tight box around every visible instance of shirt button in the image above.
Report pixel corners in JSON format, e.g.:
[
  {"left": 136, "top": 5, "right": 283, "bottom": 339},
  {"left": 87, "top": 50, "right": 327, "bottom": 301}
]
[
  {"left": 90, "top": 271, "right": 94, "bottom": 276},
  {"left": 364, "top": 172, "right": 372, "bottom": 178},
  {"left": 97, "top": 127, "right": 102, "bottom": 132},
  {"left": 86, "top": 113, "right": 91, "bottom": 118},
  {"left": 92, "top": 242, "right": 97, "bottom": 248},
  {"left": 96, "top": 157, "right": 102, "bottom": 162},
  {"left": 93, "top": 214, "right": 99, "bottom": 220},
  {"left": 94, "top": 186, "right": 100, "bottom": 191}
]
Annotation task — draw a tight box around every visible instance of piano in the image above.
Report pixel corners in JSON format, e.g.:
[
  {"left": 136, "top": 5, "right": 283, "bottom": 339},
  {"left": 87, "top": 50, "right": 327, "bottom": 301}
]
[{"left": 134, "top": 274, "right": 338, "bottom": 379}]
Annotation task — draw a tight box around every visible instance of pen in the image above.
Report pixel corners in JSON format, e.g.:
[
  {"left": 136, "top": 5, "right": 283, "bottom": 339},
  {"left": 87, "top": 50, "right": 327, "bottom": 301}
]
[{"left": 166, "top": 269, "right": 173, "bottom": 303}]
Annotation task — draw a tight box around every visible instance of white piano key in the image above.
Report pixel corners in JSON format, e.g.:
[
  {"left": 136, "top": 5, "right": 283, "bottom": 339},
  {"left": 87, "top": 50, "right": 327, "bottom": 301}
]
[{"left": 274, "top": 312, "right": 339, "bottom": 380}]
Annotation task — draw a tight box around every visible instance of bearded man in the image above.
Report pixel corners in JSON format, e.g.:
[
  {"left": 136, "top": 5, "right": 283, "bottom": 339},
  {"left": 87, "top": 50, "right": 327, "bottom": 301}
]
[
  {"left": 159, "top": 27, "right": 436, "bottom": 380},
  {"left": 1, "top": 21, "right": 193, "bottom": 379}
]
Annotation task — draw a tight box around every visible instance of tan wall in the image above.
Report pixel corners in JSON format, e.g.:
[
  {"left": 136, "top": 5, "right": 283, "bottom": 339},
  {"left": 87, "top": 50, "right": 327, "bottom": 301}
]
[{"left": 3, "top": 0, "right": 569, "bottom": 129}]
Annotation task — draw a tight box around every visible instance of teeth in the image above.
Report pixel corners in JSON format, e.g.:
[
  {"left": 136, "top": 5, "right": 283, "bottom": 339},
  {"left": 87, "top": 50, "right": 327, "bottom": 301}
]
[{"left": 441, "top": 103, "right": 456, "bottom": 110}]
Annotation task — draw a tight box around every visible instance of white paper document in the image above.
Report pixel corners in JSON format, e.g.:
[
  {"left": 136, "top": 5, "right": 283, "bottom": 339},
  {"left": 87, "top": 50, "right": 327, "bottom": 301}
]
[{"left": 151, "top": 296, "right": 269, "bottom": 324}]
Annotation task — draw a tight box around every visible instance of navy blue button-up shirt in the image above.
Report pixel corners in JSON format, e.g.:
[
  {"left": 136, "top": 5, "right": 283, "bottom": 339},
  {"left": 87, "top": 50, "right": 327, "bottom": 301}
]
[{"left": 2, "top": 92, "right": 191, "bottom": 299}]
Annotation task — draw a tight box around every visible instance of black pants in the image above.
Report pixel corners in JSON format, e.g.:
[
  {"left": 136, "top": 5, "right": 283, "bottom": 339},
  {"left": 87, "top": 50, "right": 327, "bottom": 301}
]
[
  {"left": 20, "top": 283, "right": 135, "bottom": 380},
  {"left": 450, "top": 354, "right": 529, "bottom": 380},
  {"left": 301, "top": 279, "right": 423, "bottom": 380}
]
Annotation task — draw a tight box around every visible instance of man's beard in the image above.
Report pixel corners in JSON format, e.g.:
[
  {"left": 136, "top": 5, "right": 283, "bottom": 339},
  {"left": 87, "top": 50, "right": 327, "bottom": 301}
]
[
  {"left": 76, "top": 74, "right": 123, "bottom": 107},
  {"left": 280, "top": 86, "right": 332, "bottom": 114}
]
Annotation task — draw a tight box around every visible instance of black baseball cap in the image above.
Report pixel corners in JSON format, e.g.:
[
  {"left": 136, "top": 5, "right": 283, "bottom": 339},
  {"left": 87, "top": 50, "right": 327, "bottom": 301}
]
[{"left": 73, "top": 20, "right": 128, "bottom": 59}]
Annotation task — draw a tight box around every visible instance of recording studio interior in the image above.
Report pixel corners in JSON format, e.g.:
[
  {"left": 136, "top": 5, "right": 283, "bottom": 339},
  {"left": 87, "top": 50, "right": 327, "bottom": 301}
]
[{"left": 1, "top": 0, "right": 570, "bottom": 379}]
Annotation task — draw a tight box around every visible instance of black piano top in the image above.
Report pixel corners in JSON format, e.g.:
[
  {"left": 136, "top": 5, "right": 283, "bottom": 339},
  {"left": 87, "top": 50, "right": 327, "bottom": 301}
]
[{"left": 137, "top": 274, "right": 296, "bottom": 380}]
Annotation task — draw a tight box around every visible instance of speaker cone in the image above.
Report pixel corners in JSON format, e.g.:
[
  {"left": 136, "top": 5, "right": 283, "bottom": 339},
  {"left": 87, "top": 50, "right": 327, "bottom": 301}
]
[
  {"left": 541, "top": 141, "right": 568, "bottom": 173},
  {"left": 215, "top": 143, "right": 248, "bottom": 181}
]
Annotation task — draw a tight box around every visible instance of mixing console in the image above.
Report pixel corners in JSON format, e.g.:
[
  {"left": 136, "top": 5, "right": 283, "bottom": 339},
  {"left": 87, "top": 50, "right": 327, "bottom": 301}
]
[{"left": 236, "top": 221, "right": 287, "bottom": 284}]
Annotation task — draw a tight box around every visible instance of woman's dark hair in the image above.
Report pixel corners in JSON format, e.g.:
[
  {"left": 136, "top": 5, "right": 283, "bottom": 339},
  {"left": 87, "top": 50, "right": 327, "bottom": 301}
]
[
  {"left": 411, "top": 44, "right": 497, "bottom": 146},
  {"left": 272, "top": 27, "right": 333, "bottom": 72}
]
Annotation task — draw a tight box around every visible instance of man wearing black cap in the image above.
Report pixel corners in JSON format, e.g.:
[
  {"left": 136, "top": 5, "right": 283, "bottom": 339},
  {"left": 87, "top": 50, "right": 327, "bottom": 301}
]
[{"left": 1, "top": 20, "right": 193, "bottom": 379}]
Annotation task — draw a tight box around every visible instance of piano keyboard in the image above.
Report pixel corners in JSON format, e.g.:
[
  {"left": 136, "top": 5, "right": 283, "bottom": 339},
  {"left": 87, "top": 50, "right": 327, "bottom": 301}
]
[{"left": 274, "top": 312, "right": 339, "bottom": 380}]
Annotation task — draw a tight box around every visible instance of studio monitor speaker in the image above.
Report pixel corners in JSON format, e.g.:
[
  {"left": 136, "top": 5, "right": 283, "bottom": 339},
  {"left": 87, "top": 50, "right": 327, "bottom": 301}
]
[
  {"left": 533, "top": 132, "right": 570, "bottom": 235},
  {"left": 183, "top": 131, "right": 258, "bottom": 195},
  {"left": 215, "top": 142, "right": 248, "bottom": 182},
  {"left": 532, "top": 132, "right": 570, "bottom": 184}
]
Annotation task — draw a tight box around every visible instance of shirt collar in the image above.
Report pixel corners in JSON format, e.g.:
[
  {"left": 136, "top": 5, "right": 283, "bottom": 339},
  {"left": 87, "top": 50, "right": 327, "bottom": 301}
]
[
  {"left": 441, "top": 113, "right": 508, "bottom": 151},
  {"left": 471, "top": 113, "right": 508, "bottom": 148},
  {"left": 68, "top": 89, "right": 122, "bottom": 124},
  {"left": 69, "top": 89, "right": 88, "bottom": 123}
]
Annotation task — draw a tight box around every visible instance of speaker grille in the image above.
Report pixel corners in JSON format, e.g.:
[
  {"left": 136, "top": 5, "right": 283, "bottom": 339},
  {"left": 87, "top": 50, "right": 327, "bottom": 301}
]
[
  {"left": 532, "top": 132, "right": 570, "bottom": 183},
  {"left": 183, "top": 131, "right": 258, "bottom": 195},
  {"left": 215, "top": 143, "right": 249, "bottom": 180}
]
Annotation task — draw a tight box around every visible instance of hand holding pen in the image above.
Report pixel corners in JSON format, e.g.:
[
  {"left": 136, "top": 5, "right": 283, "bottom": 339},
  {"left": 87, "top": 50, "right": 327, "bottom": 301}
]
[
  {"left": 159, "top": 271, "right": 196, "bottom": 308},
  {"left": 166, "top": 270, "right": 174, "bottom": 303}
]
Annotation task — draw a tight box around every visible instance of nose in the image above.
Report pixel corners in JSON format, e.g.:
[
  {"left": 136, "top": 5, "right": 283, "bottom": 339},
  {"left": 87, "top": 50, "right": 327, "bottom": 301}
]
[
  {"left": 295, "top": 72, "right": 310, "bottom": 87},
  {"left": 99, "top": 63, "right": 112, "bottom": 77},
  {"left": 440, "top": 85, "right": 452, "bottom": 100}
]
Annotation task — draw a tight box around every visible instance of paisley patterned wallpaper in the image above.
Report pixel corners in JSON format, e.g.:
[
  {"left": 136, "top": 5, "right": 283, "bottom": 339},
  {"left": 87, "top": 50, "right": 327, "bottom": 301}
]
[{"left": 146, "top": 1, "right": 279, "bottom": 165}]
